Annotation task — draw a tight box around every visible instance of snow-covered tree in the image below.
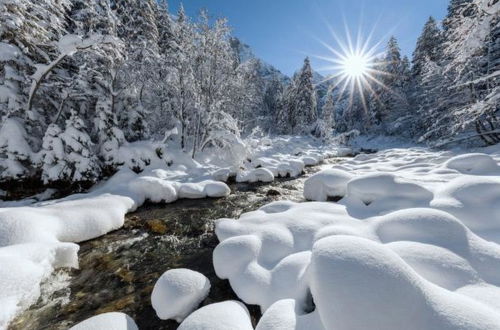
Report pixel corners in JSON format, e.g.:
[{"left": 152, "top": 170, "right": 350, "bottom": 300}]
[
  {"left": 40, "top": 123, "right": 67, "bottom": 184},
  {"left": 58, "top": 110, "right": 100, "bottom": 182},
  {"left": 94, "top": 98, "right": 125, "bottom": 171},
  {"left": 0, "top": 117, "right": 33, "bottom": 180},
  {"left": 373, "top": 37, "right": 411, "bottom": 135},
  {"left": 290, "top": 57, "right": 317, "bottom": 134},
  {"left": 314, "top": 88, "right": 336, "bottom": 139}
]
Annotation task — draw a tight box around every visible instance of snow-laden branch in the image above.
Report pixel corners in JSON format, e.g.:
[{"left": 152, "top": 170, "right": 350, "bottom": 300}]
[
  {"left": 434, "top": 129, "right": 500, "bottom": 148},
  {"left": 26, "top": 34, "right": 118, "bottom": 113}
]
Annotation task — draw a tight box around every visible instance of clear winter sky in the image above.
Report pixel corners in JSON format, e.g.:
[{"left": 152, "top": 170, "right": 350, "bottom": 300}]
[{"left": 168, "top": 0, "right": 449, "bottom": 76}]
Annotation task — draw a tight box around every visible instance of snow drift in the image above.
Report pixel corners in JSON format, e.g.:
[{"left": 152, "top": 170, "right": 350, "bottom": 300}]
[{"left": 213, "top": 147, "right": 500, "bottom": 330}]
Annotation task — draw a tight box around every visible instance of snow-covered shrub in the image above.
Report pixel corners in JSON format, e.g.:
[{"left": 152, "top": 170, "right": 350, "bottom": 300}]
[{"left": 0, "top": 117, "right": 33, "bottom": 180}]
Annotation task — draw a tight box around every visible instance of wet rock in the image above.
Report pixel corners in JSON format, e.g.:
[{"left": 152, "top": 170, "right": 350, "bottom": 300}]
[
  {"left": 266, "top": 189, "right": 281, "bottom": 196},
  {"left": 146, "top": 219, "right": 168, "bottom": 235},
  {"left": 96, "top": 294, "right": 136, "bottom": 314}
]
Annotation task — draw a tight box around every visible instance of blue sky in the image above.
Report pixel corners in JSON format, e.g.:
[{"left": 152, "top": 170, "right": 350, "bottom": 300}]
[{"left": 168, "top": 0, "right": 449, "bottom": 76}]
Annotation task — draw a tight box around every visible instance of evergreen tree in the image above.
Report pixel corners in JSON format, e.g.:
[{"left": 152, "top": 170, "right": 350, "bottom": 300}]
[
  {"left": 0, "top": 117, "right": 33, "bottom": 180},
  {"left": 314, "top": 88, "right": 335, "bottom": 139},
  {"left": 290, "top": 57, "right": 317, "bottom": 134},
  {"left": 374, "top": 37, "right": 411, "bottom": 134},
  {"left": 40, "top": 123, "right": 67, "bottom": 183},
  {"left": 94, "top": 98, "right": 125, "bottom": 171},
  {"left": 59, "top": 110, "right": 100, "bottom": 182}
]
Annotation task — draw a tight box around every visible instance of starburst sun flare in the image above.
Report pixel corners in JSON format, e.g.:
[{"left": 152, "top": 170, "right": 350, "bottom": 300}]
[
  {"left": 311, "top": 23, "right": 393, "bottom": 112},
  {"left": 340, "top": 53, "right": 371, "bottom": 79}
]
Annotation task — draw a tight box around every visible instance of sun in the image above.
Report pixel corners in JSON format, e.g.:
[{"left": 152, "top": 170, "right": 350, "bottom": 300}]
[
  {"left": 309, "top": 22, "right": 392, "bottom": 114},
  {"left": 341, "top": 53, "right": 371, "bottom": 79}
]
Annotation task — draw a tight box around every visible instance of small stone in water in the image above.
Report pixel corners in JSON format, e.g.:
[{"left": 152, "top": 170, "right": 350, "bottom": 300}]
[
  {"left": 146, "top": 219, "right": 168, "bottom": 235},
  {"left": 266, "top": 189, "right": 281, "bottom": 196}
]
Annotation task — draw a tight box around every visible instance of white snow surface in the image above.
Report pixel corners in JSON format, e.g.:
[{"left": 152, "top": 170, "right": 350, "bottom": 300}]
[
  {"left": 178, "top": 301, "right": 253, "bottom": 330},
  {"left": 151, "top": 269, "right": 211, "bottom": 322},
  {"left": 214, "top": 147, "right": 500, "bottom": 330},
  {"left": 0, "top": 136, "right": 343, "bottom": 328},
  {"left": 69, "top": 312, "right": 138, "bottom": 330}
]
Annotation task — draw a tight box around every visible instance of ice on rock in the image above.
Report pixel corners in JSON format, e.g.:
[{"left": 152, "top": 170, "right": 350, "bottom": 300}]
[
  {"left": 69, "top": 312, "right": 138, "bottom": 330},
  {"left": 151, "top": 269, "right": 211, "bottom": 322},
  {"left": 177, "top": 301, "right": 253, "bottom": 330},
  {"left": 304, "top": 169, "right": 352, "bottom": 201}
]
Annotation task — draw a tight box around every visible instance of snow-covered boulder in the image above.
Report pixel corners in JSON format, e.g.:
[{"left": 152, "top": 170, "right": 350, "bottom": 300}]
[
  {"left": 300, "top": 156, "right": 320, "bottom": 167},
  {"left": 177, "top": 301, "right": 253, "bottom": 330},
  {"left": 69, "top": 312, "right": 138, "bottom": 330},
  {"left": 277, "top": 160, "right": 304, "bottom": 178},
  {"left": 128, "top": 176, "right": 178, "bottom": 203},
  {"left": 443, "top": 153, "right": 500, "bottom": 175},
  {"left": 343, "top": 173, "right": 434, "bottom": 217},
  {"left": 304, "top": 169, "right": 352, "bottom": 201},
  {"left": 178, "top": 181, "right": 230, "bottom": 199},
  {"left": 309, "top": 236, "right": 500, "bottom": 330},
  {"left": 432, "top": 176, "right": 500, "bottom": 232},
  {"left": 236, "top": 168, "right": 274, "bottom": 183},
  {"left": 151, "top": 269, "right": 211, "bottom": 322},
  {"left": 214, "top": 200, "right": 500, "bottom": 330}
]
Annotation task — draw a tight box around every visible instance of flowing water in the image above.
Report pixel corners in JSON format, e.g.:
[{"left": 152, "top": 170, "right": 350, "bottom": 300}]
[{"left": 10, "top": 158, "right": 344, "bottom": 330}]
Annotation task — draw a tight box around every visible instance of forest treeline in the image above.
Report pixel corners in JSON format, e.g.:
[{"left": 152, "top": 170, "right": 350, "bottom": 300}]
[{"left": 0, "top": 0, "right": 498, "bottom": 186}]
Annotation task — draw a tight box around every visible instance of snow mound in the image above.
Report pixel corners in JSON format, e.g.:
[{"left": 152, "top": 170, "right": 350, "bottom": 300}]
[
  {"left": 443, "top": 153, "right": 500, "bottom": 175},
  {"left": 237, "top": 168, "right": 274, "bottom": 183},
  {"left": 310, "top": 236, "right": 500, "bottom": 330},
  {"left": 343, "top": 174, "right": 434, "bottom": 217},
  {"left": 214, "top": 200, "right": 500, "bottom": 329},
  {"left": 177, "top": 301, "right": 253, "bottom": 330},
  {"left": 304, "top": 169, "right": 352, "bottom": 201},
  {"left": 432, "top": 176, "right": 500, "bottom": 232},
  {"left": 151, "top": 269, "right": 211, "bottom": 322},
  {"left": 69, "top": 312, "right": 138, "bottom": 330}
]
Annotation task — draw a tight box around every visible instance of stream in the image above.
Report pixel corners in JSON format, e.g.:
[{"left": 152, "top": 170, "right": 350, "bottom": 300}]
[{"left": 9, "top": 158, "right": 344, "bottom": 330}]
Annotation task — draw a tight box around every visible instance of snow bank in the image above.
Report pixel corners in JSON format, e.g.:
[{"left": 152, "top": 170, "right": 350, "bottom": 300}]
[
  {"left": 0, "top": 163, "right": 230, "bottom": 327},
  {"left": 214, "top": 147, "right": 500, "bottom": 330},
  {"left": 233, "top": 136, "right": 347, "bottom": 183},
  {"left": 151, "top": 269, "right": 211, "bottom": 322},
  {"left": 69, "top": 312, "right": 138, "bottom": 330},
  {"left": 178, "top": 301, "right": 253, "bottom": 330}
]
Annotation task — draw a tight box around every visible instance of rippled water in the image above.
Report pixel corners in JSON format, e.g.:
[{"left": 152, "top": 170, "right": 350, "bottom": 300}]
[{"left": 10, "top": 159, "right": 343, "bottom": 330}]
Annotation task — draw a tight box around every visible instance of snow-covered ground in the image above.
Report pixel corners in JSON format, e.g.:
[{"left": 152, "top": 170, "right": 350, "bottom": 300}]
[
  {"left": 211, "top": 146, "right": 500, "bottom": 330},
  {"left": 0, "top": 136, "right": 344, "bottom": 329},
  {"left": 6, "top": 137, "right": 500, "bottom": 330}
]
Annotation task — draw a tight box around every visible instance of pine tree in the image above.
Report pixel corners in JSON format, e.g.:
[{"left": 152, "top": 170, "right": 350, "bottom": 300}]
[
  {"left": 290, "top": 57, "right": 317, "bottom": 134},
  {"left": 374, "top": 37, "right": 411, "bottom": 134},
  {"left": 412, "top": 17, "right": 443, "bottom": 78},
  {"left": 314, "top": 88, "right": 335, "bottom": 139},
  {"left": 0, "top": 117, "right": 33, "bottom": 180},
  {"left": 94, "top": 98, "right": 125, "bottom": 171},
  {"left": 59, "top": 110, "right": 100, "bottom": 182},
  {"left": 40, "top": 123, "right": 67, "bottom": 184}
]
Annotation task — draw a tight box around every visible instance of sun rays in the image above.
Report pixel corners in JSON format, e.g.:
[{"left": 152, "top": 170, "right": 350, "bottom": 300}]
[{"left": 309, "top": 19, "right": 396, "bottom": 115}]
